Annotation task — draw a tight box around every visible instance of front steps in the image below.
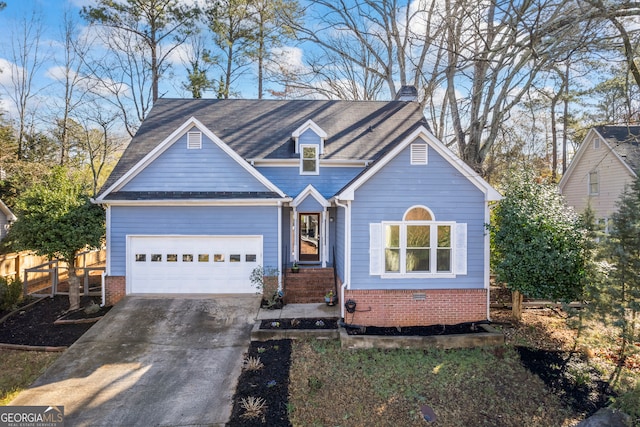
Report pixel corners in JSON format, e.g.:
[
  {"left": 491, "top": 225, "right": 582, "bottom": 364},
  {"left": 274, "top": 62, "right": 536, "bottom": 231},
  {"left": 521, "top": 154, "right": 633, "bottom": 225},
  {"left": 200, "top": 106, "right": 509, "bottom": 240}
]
[{"left": 284, "top": 267, "right": 336, "bottom": 304}]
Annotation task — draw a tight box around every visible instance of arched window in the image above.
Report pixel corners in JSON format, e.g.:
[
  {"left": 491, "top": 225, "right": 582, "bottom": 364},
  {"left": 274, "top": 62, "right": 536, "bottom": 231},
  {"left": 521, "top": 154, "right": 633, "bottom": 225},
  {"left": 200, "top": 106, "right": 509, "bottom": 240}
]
[{"left": 403, "top": 206, "right": 434, "bottom": 221}]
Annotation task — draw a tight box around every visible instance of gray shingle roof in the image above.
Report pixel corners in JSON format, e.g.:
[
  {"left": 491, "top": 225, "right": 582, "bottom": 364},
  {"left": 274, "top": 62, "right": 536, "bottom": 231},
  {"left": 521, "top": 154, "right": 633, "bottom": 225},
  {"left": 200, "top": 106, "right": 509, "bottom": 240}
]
[
  {"left": 595, "top": 126, "right": 640, "bottom": 173},
  {"left": 99, "top": 99, "right": 428, "bottom": 196}
]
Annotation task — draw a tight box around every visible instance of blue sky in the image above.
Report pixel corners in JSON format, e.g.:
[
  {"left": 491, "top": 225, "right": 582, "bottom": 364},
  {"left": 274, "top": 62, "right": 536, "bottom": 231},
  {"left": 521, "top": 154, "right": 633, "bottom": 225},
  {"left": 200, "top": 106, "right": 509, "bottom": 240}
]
[{"left": 0, "top": 0, "right": 307, "bottom": 128}]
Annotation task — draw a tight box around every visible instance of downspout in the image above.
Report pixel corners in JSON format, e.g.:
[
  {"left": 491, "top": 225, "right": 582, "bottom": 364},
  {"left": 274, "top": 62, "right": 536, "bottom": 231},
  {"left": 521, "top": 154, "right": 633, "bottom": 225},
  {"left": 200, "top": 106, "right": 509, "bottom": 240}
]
[
  {"left": 334, "top": 199, "right": 350, "bottom": 320},
  {"left": 485, "top": 200, "right": 493, "bottom": 321},
  {"left": 277, "top": 201, "right": 282, "bottom": 290},
  {"left": 101, "top": 271, "right": 106, "bottom": 307},
  {"left": 102, "top": 205, "right": 111, "bottom": 307}
]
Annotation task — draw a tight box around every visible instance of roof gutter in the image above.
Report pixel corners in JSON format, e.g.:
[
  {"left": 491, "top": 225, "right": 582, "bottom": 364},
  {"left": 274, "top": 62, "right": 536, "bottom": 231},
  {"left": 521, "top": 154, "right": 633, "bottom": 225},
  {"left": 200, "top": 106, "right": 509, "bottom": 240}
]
[{"left": 334, "top": 199, "right": 351, "bottom": 320}]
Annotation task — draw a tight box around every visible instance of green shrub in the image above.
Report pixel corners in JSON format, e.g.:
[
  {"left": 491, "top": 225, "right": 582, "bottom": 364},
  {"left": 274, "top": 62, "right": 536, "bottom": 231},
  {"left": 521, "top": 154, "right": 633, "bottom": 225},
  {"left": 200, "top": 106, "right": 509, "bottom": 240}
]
[
  {"left": 0, "top": 277, "right": 23, "bottom": 311},
  {"left": 611, "top": 384, "right": 640, "bottom": 425}
]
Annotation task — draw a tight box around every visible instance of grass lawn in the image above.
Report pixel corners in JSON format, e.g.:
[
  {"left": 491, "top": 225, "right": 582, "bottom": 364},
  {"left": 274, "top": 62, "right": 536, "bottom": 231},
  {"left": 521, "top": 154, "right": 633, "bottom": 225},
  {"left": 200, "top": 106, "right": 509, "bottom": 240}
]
[
  {"left": 0, "top": 349, "right": 60, "bottom": 405},
  {"left": 288, "top": 340, "right": 578, "bottom": 427}
]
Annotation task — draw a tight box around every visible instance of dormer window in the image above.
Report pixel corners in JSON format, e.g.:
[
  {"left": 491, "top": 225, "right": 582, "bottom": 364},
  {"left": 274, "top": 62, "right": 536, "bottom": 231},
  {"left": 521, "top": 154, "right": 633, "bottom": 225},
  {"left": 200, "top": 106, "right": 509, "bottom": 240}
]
[{"left": 300, "top": 144, "right": 319, "bottom": 175}]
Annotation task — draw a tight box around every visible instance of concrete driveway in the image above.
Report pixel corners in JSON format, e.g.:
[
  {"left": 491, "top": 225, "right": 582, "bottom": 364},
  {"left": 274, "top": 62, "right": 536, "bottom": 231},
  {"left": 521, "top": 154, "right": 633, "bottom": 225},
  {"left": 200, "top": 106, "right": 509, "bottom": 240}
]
[{"left": 10, "top": 295, "right": 261, "bottom": 426}]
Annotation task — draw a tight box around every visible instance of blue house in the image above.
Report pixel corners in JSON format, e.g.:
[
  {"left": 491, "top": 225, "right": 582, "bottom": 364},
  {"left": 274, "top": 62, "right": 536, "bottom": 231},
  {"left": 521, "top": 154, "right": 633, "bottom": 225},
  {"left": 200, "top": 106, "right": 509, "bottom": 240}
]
[{"left": 94, "top": 91, "right": 500, "bottom": 327}]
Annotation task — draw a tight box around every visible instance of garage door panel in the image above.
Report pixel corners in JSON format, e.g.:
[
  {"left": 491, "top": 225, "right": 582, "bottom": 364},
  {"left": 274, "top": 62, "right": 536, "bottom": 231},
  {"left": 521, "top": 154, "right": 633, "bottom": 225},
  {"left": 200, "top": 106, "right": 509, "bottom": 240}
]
[{"left": 129, "top": 236, "right": 262, "bottom": 294}]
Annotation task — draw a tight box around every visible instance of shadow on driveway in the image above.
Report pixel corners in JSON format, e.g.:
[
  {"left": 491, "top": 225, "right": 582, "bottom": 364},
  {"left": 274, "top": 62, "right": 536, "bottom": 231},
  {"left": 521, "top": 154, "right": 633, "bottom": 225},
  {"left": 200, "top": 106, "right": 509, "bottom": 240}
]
[{"left": 10, "top": 295, "right": 261, "bottom": 427}]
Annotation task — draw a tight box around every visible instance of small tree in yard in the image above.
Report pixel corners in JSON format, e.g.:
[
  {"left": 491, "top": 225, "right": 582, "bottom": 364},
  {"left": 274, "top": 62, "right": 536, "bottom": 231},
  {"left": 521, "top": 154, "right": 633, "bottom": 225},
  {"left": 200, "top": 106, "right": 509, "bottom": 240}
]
[
  {"left": 6, "top": 167, "right": 104, "bottom": 310},
  {"left": 585, "top": 176, "right": 640, "bottom": 387},
  {"left": 491, "top": 172, "right": 588, "bottom": 321}
]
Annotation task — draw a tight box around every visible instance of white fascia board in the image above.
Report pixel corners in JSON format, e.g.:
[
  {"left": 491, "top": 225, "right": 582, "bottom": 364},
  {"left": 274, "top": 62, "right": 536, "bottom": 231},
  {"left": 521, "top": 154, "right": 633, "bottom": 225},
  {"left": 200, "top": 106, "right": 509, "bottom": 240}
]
[
  {"left": 335, "top": 126, "right": 502, "bottom": 202},
  {"left": 292, "top": 184, "right": 331, "bottom": 208},
  {"left": 559, "top": 128, "right": 599, "bottom": 192},
  {"left": 95, "top": 117, "right": 287, "bottom": 202},
  {"left": 250, "top": 159, "right": 367, "bottom": 168},
  {"left": 292, "top": 119, "right": 327, "bottom": 138},
  {"left": 102, "top": 198, "right": 290, "bottom": 207}
]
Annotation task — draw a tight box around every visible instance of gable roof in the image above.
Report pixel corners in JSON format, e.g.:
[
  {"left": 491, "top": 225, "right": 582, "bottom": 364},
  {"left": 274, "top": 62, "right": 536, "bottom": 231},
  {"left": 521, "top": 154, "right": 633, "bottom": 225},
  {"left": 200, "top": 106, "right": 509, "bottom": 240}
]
[
  {"left": 334, "top": 126, "right": 501, "bottom": 201},
  {"left": 559, "top": 125, "right": 640, "bottom": 192},
  {"left": 98, "top": 99, "right": 428, "bottom": 197},
  {"left": 95, "top": 117, "right": 287, "bottom": 202},
  {"left": 594, "top": 125, "right": 640, "bottom": 173}
]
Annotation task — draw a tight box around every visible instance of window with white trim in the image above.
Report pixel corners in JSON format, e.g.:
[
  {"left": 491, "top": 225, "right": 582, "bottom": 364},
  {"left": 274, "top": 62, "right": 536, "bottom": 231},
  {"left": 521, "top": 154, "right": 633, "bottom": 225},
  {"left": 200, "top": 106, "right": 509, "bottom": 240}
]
[
  {"left": 370, "top": 206, "right": 467, "bottom": 278},
  {"left": 300, "top": 144, "right": 319, "bottom": 175},
  {"left": 588, "top": 170, "right": 599, "bottom": 195}
]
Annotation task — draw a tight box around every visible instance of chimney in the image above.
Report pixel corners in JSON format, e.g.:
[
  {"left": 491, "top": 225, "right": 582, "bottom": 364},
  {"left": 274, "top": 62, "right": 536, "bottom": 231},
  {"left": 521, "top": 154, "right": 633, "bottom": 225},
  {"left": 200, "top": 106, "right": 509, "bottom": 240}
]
[{"left": 395, "top": 85, "right": 418, "bottom": 102}]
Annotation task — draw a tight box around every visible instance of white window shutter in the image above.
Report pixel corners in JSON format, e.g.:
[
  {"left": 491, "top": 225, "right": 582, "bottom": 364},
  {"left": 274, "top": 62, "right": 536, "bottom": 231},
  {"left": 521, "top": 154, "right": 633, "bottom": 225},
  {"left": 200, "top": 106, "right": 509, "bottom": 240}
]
[
  {"left": 454, "top": 223, "right": 467, "bottom": 275},
  {"left": 369, "top": 223, "right": 382, "bottom": 275}
]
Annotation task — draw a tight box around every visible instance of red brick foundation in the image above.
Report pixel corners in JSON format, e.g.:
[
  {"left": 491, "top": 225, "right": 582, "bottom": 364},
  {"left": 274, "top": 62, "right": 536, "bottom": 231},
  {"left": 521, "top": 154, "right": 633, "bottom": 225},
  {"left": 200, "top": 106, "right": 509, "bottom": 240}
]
[
  {"left": 342, "top": 288, "right": 487, "bottom": 327},
  {"left": 105, "top": 276, "right": 126, "bottom": 306}
]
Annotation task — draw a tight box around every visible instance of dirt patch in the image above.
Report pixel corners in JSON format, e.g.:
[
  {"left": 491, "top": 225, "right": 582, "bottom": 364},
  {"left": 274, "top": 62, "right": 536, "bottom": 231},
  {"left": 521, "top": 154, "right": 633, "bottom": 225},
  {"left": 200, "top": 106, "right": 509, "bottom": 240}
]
[
  {"left": 227, "top": 340, "right": 292, "bottom": 427},
  {"left": 0, "top": 295, "right": 110, "bottom": 347}
]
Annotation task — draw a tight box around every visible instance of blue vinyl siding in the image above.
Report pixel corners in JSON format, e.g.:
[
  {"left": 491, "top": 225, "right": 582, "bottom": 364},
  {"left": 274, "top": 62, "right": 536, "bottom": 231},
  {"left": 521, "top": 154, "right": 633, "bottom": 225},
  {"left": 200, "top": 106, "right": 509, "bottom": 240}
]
[
  {"left": 297, "top": 195, "right": 324, "bottom": 212},
  {"left": 349, "top": 143, "right": 486, "bottom": 290},
  {"left": 122, "top": 129, "right": 271, "bottom": 192},
  {"left": 109, "top": 205, "right": 279, "bottom": 275},
  {"left": 257, "top": 167, "right": 362, "bottom": 198},
  {"left": 299, "top": 128, "right": 321, "bottom": 146}
]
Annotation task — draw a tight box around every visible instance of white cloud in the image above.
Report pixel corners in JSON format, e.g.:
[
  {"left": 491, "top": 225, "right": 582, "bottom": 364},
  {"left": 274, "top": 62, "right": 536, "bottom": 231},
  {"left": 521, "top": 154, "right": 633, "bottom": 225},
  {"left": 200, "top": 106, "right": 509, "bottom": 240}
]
[{"left": 270, "top": 46, "right": 304, "bottom": 71}]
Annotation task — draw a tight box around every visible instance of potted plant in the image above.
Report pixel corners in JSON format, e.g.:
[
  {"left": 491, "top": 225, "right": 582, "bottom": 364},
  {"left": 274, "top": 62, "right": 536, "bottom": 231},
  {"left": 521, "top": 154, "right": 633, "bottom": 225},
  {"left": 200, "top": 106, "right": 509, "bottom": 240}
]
[
  {"left": 250, "top": 266, "right": 283, "bottom": 309},
  {"left": 291, "top": 262, "right": 299, "bottom": 273},
  {"left": 324, "top": 290, "right": 338, "bottom": 306}
]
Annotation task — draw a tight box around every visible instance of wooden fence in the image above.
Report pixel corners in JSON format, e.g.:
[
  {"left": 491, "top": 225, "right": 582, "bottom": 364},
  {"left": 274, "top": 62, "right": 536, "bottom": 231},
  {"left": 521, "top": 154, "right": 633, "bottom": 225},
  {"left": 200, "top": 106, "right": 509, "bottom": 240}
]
[{"left": 0, "top": 249, "right": 106, "bottom": 297}]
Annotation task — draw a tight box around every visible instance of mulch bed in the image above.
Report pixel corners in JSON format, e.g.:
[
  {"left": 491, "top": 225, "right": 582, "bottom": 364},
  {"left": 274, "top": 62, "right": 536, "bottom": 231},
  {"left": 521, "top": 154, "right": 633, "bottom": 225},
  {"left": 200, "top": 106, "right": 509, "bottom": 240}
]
[
  {"left": 0, "top": 295, "right": 110, "bottom": 347},
  {"left": 516, "top": 346, "right": 613, "bottom": 417},
  {"left": 227, "top": 340, "right": 292, "bottom": 427},
  {"left": 344, "top": 322, "right": 485, "bottom": 336},
  {"left": 259, "top": 318, "right": 338, "bottom": 330}
]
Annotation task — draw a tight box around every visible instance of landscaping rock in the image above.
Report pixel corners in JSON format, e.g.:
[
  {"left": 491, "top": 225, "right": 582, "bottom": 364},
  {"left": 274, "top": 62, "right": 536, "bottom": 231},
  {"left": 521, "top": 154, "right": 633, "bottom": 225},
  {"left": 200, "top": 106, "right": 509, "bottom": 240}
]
[{"left": 576, "top": 408, "right": 632, "bottom": 427}]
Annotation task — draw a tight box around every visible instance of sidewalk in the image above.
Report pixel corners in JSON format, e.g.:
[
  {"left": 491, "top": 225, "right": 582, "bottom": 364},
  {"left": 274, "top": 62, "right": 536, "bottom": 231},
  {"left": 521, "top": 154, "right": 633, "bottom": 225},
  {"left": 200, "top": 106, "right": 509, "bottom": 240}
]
[{"left": 256, "top": 302, "right": 340, "bottom": 320}]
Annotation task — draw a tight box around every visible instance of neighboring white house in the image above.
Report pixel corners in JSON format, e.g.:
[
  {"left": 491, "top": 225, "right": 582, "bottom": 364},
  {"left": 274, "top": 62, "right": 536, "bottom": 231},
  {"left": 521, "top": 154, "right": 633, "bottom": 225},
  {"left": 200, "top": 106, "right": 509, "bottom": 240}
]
[
  {"left": 0, "top": 199, "right": 16, "bottom": 241},
  {"left": 559, "top": 125, "right": 640, "bottom": 230}
]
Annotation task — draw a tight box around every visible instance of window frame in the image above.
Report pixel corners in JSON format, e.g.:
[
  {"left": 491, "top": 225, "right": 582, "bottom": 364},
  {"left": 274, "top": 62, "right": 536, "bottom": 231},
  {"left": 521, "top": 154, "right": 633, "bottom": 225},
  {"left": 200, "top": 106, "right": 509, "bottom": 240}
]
[
  {"left": 300, "top": 144, "right": 319, "bottom": 175},
  {"left": 588, "top": 170, "right": 599, "bottom": 195},
  {"left": 381, "top": 220, "right": 456, "bottom": 278}
]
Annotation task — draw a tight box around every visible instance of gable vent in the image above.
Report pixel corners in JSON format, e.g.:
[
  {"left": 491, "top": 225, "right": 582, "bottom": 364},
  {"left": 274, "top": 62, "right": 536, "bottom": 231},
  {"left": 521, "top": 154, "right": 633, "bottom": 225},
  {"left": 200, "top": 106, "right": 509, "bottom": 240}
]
[
  {"left": 411, "top": 143, "right": 428, "bottom": 165},
  {"left": 187, "top": 131, "right": 202, "bottom": 149}
]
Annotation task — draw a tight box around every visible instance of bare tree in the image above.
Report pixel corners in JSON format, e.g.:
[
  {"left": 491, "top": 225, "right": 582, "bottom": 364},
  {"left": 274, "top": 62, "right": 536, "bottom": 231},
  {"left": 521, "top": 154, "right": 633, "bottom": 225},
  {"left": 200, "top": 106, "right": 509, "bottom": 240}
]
[
  {"left": 48, "top": 10, "right": 92, "bottom": 166},
  {"left": 81, "top": 27, "right": 154, "bottom": 137},
  {"left": 82, "top": 0, "right": 200, "bottom": 103},
  {"left": 0, "top": 12, "right": 48, "bottom": 160},
  {"left": 75, "top": 102, "right": 127, "bottom": 196},
  {"left": 289, "top": 0, "right": 446, "bottom": 99}
]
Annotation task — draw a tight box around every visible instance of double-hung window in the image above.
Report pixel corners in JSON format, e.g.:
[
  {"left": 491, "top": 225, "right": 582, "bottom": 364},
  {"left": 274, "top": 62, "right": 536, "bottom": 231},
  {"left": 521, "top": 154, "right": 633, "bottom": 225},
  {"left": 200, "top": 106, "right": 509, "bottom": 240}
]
[
  {"left": 383, "top": 222, "right": 454, "bottom": 275},
  {"left": 370, "top": 206, "right": 466, "bottom": 278},
  {"left": 300, "top": 144, "right": 319, "bottom": 175}
]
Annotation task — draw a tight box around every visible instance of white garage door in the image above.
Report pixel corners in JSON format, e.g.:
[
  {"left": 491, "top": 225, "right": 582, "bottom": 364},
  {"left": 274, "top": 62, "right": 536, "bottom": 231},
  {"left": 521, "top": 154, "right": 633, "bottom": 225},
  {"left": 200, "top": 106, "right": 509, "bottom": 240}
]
[{"left": 128, "top": 235, "right": 263, "bottom": 294}]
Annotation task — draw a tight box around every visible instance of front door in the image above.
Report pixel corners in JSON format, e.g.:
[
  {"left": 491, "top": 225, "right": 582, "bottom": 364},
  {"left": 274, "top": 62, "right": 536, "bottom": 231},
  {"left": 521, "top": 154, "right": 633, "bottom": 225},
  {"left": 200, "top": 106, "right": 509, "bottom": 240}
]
[{"left": 299, "top": 213, "right": 320, "bottom": 262}]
